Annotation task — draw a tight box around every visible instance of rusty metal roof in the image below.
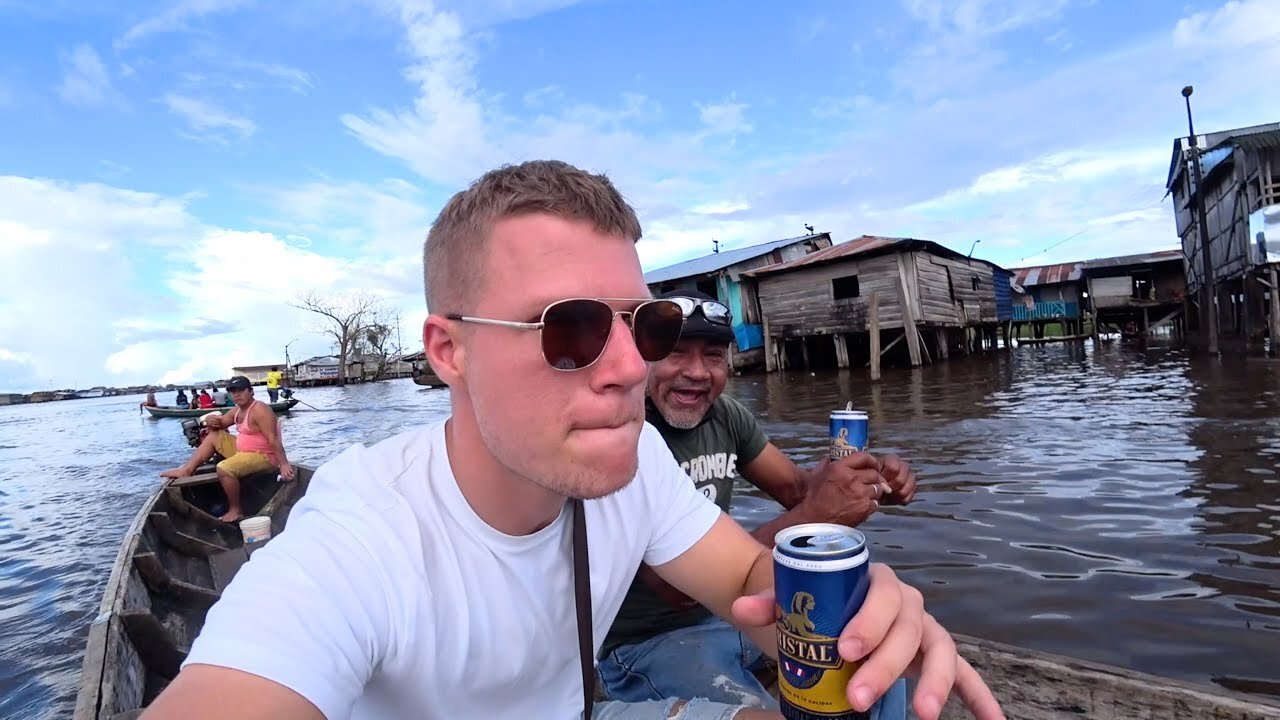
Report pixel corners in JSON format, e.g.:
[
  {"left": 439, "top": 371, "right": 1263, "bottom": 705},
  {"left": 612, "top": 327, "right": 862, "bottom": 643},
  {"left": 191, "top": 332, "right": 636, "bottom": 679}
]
[
  {"left": 1081, "top": 249, "right": 1183, "bottom": 270},
  {"left": 1010, "top": 261, "right": 1083, "bottom": 287},
  {"left": 748, "top": 236, "right": 907, "bottom": 275},
  {"left": 747, "top": 235, "right": 1010, "bottom": 277}
]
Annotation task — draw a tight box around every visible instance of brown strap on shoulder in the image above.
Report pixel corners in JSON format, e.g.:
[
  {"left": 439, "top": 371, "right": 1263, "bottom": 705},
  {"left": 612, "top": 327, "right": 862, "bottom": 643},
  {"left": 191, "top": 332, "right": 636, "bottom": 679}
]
[{"left": 572, "top": 498, "right": 594, "bottom": 719}]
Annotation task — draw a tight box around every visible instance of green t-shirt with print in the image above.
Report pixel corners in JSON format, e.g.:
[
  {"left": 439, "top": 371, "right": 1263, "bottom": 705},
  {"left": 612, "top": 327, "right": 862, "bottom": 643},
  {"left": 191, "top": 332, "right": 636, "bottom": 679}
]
[{"left": 601, "top": 394, "right": 769, "bottom": 656}]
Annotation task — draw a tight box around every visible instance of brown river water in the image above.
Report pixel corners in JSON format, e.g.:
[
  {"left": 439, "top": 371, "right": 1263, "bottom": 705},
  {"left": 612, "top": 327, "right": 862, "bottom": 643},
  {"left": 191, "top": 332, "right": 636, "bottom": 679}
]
[{"left": 1, "top": 338, "right": 1277, "bottom": 718}]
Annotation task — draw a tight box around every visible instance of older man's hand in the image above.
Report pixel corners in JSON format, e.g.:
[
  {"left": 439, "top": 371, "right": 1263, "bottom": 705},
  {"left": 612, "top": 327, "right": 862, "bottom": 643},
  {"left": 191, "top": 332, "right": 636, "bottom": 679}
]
[
  {"left": 879, "top": 454, "right": 918, "bottom": 506},
  {"left": 801, "top": 454, "right": 885, "bottom": 527}
]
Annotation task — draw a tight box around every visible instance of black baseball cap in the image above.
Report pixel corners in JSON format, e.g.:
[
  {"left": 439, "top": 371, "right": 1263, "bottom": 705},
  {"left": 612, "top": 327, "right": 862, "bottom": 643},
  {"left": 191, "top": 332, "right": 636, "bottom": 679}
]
[
  {"left": 227, "top": 376, "right": 252, "bottom": 391},
  {"left": 657, "top": 289, "right": 735, "bottom": 345}
]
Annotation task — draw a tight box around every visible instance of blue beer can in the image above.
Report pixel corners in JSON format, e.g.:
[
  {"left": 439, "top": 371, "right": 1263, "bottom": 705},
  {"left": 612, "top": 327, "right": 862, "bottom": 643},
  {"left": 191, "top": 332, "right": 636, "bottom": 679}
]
[
  {"left": 828, "top": 410, "right": 868, "bottom": 461},
  {"left": 774, "top": 523, "right": 871, "bottom": 720}
]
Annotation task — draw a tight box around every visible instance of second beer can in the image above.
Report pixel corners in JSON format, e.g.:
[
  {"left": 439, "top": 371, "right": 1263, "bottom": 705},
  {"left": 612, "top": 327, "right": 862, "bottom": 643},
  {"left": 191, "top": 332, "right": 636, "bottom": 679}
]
[
  {"left": 774, "top": 523, "right": 871, "bottom": 720},
  {"left": 828, "top": 409, "right": 868, "bottom": 460}
]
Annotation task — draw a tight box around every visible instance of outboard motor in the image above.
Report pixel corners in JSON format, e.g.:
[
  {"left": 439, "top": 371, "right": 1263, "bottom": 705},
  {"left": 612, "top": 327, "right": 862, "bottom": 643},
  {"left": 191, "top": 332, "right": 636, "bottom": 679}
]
[{"left": 181, "top": 418, "right": 203, "bottom": 448}]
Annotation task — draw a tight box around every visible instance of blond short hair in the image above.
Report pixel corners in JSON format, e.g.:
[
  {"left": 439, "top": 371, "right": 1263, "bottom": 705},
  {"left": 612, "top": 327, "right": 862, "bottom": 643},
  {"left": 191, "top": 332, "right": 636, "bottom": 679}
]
[{"left": 423, "top": 160, "right": 644, "bottom": 313}]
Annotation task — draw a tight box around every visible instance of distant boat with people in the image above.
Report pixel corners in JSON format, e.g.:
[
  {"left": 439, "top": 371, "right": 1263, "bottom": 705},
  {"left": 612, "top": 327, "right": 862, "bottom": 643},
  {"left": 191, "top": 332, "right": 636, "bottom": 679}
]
[{"left": 142, "top": 398, "right": 299, "bottom": 419}]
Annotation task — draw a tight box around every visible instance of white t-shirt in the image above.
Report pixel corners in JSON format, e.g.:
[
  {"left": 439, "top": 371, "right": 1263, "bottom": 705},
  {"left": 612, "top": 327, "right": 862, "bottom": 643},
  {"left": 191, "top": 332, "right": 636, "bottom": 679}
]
[{"left": 183, "top": 419, "right": 722, "bottom": 719}]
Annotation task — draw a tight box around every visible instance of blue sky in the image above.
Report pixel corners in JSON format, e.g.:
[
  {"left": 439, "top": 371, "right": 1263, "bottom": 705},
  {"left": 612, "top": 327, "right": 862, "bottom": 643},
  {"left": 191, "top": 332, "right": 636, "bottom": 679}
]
[{"left": 2, "top": 0, "right": 1278, "bottom": 392}]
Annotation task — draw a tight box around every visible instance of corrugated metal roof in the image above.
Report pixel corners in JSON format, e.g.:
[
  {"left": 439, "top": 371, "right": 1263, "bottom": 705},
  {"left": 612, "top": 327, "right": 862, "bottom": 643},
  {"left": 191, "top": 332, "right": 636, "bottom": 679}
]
[
  {"left": 748, "top": 235, "right": 1010, "bottom": 277},
  {"left": 1081, "top": 249, "right": 1183, "bottom": 270},
  {"left": 1011, "top": 261, "right": 1083, "bottom": 287},
  {"left": 644, "top": 233, "right": 828, "bottom": 284},
  {"left": 748, "top": 235, "right": 905, "bottom": 275},
  {"left": 1166, "top": 122, "right": 1280, "bottom": 192}
]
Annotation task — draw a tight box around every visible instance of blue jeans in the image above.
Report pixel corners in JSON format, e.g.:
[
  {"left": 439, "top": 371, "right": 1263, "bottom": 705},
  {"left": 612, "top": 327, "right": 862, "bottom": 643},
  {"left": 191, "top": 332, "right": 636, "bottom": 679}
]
[{"left": 598, "top": 617, "right": 907, "bottom": 719}]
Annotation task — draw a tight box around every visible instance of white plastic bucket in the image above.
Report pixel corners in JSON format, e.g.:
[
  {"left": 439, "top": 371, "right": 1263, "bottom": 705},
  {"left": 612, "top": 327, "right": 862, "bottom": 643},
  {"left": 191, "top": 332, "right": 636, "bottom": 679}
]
[{"left": 239, "top": 516, "right": 272, "bottom": 545}]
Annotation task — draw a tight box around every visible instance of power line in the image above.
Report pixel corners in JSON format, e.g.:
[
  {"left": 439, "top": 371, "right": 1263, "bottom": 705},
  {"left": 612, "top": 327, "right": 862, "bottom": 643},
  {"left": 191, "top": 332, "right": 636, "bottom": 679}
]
[{"left": 1012, "top": 199, "right": 1170, "bottom": 265}]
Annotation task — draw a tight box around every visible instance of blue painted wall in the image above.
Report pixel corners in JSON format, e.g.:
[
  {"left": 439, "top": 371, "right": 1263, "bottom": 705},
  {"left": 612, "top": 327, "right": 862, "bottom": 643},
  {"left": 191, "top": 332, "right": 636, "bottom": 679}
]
[{"left": 992, "top": 268, "right": 1013, "bottom": 321}]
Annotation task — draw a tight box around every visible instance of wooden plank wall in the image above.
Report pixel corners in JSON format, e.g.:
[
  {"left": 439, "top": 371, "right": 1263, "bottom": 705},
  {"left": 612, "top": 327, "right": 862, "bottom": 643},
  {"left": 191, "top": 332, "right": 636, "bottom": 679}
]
[
  {"left": 756, "top": 253, "right": 905, "bottom": 335},
  {"left": 913, "top": 252, "right": 999, "bottom": 325}
]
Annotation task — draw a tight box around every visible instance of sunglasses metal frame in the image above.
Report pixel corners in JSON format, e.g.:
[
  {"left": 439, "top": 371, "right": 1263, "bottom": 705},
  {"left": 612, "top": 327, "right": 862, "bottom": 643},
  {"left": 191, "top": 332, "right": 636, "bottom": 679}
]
[{"left": 445, "top": 297, "right": 685, "bottom": 372}]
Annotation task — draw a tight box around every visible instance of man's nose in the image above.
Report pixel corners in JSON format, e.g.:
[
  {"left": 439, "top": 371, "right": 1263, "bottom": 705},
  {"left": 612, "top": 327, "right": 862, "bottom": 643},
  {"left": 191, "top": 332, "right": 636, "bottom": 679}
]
[{"left": 589, "top": 315, "right": 648, "bottom": 390}]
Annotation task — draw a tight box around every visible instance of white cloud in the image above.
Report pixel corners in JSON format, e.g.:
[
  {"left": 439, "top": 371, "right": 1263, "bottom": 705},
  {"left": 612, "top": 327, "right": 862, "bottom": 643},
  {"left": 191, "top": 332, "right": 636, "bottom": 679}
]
[
  {"left": 690, "top": 199, "right": 751, "bottom": 216},
  {"left": 164, "top": 93, "right": 256, "bottom": 143},
  {"left": 696, "top": 97, "right": 752, "bottom": 137},
  {"left": 225, "top": 58, "right": 313, "bottom": 94},
  {"left": 901, "top": 0, "right": 1071, "bottom": 36},
  {"left": 0, "top": 175, "right": 426, "bottom": 392},
  {"left": 245, "top": 177, "right": 433, "bottom": 258},
  {"left": 0, "top": 349, "right": 34, "bottom": 365},
  {"left": 1173, "top": 0, "right": 1280, "bottom": 49},
  {"left": 341, "top": 0, "right": 727, "bottom": 201},
  {"left": 116, "top": 0, "right": 252, "bottom": 49},
  {"left": 57, "top": 44, "right": 126, "bottom": 109}
]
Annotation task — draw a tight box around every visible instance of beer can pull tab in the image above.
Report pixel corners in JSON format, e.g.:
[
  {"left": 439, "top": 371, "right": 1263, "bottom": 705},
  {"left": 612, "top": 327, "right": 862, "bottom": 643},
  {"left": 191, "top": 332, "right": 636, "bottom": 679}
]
[{"left": 845, "top": 401, "right": 853, "bottom": 411}]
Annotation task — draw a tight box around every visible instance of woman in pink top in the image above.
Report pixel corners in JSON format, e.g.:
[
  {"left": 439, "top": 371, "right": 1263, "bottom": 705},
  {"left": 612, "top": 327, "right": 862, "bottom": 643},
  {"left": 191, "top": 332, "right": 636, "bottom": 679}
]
[{"left": 160, "top": 375, "right": 294, "bottom": 521}]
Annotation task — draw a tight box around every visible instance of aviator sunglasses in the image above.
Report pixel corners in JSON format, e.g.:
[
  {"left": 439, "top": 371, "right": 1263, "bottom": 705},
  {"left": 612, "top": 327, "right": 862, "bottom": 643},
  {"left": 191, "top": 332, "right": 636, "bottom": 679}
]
[
  {"left": 667, "top": 296, "right": 732, "bottom": 325},
  {"left": 446, "top": 298, "right": 686, "bottom": 371}
]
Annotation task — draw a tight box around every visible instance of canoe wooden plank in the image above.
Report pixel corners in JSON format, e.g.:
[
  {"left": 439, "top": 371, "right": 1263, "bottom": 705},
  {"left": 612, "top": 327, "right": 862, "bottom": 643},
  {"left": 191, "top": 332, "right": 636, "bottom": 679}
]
[
  {"left": 941, "top": 634, "right": 1280, "bottom": 720},
  {"left": 164, "top": 487, "right": 226, "bottom": 528},
  {"left": 209, "top": 548, "right": 249, "bottom": 594},
  {"left": 254, "top": 478, "right": 301, "bottom": 528},
  {"left": 98, "top": 613, "right": 145, "bottom": 719},
  {"left": 132, "top": 552, "right": 220, "bottom": 609},
  {"left": 167, "top": 472, "right": 220, "bottom": 489},
  {"left": 119, "top": 610, "right": 187, "bottom": 681},
  {"left": 148, "top": 513, "right": 223, "bottom": 557}
]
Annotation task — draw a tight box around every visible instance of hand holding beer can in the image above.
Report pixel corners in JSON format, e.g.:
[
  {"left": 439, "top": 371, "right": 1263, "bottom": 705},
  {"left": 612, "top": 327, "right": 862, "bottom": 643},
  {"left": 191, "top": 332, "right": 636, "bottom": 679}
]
[
  {"left": 829, "top": 405, "right": 868, "bottom": 461},
  {"left": 773, "top": 523, "right": 871, "bottom": 720}
]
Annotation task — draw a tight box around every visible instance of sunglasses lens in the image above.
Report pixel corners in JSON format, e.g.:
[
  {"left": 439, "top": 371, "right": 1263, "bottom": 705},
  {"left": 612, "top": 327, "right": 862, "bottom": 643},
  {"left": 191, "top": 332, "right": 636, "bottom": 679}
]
[
  {"left": 542, "top": 299, "right": 614, "bottom": 370},
  {"left": 634, "top": 300, "right": 686, "bottom": 361},
  {"left": 702, "top": 301, "right": 731, "bottom": 323}
]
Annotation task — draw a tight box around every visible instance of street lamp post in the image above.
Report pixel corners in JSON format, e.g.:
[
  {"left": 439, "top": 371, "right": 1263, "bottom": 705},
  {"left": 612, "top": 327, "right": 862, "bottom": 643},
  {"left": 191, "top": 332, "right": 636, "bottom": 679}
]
[
  {"left": 1182, "top": 86, "right": 1218, "bottom": 355},
  {"left": 284, "top": 338, "right": 298, "bottom": 384}
]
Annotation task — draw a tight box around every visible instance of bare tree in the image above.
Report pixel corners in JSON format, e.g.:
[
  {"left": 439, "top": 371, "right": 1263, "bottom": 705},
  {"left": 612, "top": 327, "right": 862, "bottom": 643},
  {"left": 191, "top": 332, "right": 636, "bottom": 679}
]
[
  {"left": 293, "top": 291, "right": 381, "bottom": 386},
  {"left": 351, "top": 309, "right": 404, "bottom": 381}
]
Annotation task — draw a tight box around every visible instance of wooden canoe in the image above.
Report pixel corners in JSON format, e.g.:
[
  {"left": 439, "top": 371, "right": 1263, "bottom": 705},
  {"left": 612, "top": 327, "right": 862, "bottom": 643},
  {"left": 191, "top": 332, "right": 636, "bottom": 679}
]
[
  {"left": 413, "top": 370, "right": 445, "bottom": 388},
  {"left": 941, "top": 634, "right": 1280, "bottom": 719},
  {"left": 143, "top": 398, "right": 299, "bottom": 419},
  {"left": 73, "top": 464, "right": 315, "bottom": 719}
]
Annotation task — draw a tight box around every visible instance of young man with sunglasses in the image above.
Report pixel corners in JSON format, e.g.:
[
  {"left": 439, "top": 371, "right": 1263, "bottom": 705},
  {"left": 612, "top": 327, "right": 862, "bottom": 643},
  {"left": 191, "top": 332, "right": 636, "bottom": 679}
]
[
  {"left": 600, "top": 290, "right": 918, "bottom": 713},
  {"left": 145, "top": 161, "right": 1001, "bottom": 720}
]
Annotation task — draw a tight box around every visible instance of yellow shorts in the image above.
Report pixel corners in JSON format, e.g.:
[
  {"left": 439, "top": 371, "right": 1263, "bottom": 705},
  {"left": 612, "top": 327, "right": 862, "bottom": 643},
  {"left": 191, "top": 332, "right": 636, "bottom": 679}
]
[{"left": 213, "top": 431, "right": 276, "bottom": 478}]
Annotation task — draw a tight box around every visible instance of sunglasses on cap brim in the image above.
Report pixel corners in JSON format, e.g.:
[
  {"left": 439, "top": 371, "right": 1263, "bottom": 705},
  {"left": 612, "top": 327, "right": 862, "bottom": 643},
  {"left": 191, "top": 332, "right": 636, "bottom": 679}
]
[
  {"left": 446, "top": 298, "right": 686, "bottom": 371},
  {"left": 667, "top": 297, "right": 732, "bottom": 326}
]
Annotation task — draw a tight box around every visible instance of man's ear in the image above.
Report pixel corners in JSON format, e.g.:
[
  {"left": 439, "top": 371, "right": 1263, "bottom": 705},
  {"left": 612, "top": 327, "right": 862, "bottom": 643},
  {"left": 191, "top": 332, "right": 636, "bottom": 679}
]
[{"left": 423, "top": 315, "right": 463, "bottom": 388}]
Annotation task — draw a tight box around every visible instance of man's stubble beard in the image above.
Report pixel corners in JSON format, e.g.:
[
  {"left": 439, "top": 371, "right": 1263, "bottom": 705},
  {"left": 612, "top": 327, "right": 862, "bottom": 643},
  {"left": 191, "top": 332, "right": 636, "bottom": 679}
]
[{"left": 475, "top": 415, "right": 639, "bottom": 501}]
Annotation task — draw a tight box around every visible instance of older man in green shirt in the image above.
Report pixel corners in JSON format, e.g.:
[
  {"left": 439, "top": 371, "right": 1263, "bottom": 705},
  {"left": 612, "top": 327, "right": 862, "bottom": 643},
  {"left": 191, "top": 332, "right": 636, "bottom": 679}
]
[{"left": 599, "top": 290, "right": 917, "bottom": 716}]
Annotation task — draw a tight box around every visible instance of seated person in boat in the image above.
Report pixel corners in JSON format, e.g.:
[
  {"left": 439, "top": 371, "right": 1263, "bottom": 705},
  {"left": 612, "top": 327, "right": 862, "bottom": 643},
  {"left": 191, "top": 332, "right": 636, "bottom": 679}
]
[
  {"left": 143, "top": 161, "right": 998, "bottom": 720},
  {"left": 599, "top": 290, "right": 919, "bottom": 712},
  {"left": 139, "top": 392, "right": 158, "bottom": 409},
  {"left": 160, "top": 375, "right": 294, "bottom": 522},
  {"left": 211, "top": 386, "right": 229, "bottom": 406},
  {"left": 197, "top": 389, "right": 215, "bottom": 409},
  {"left": 174, "top": 388, "right": 188, "bottom": 407}
]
